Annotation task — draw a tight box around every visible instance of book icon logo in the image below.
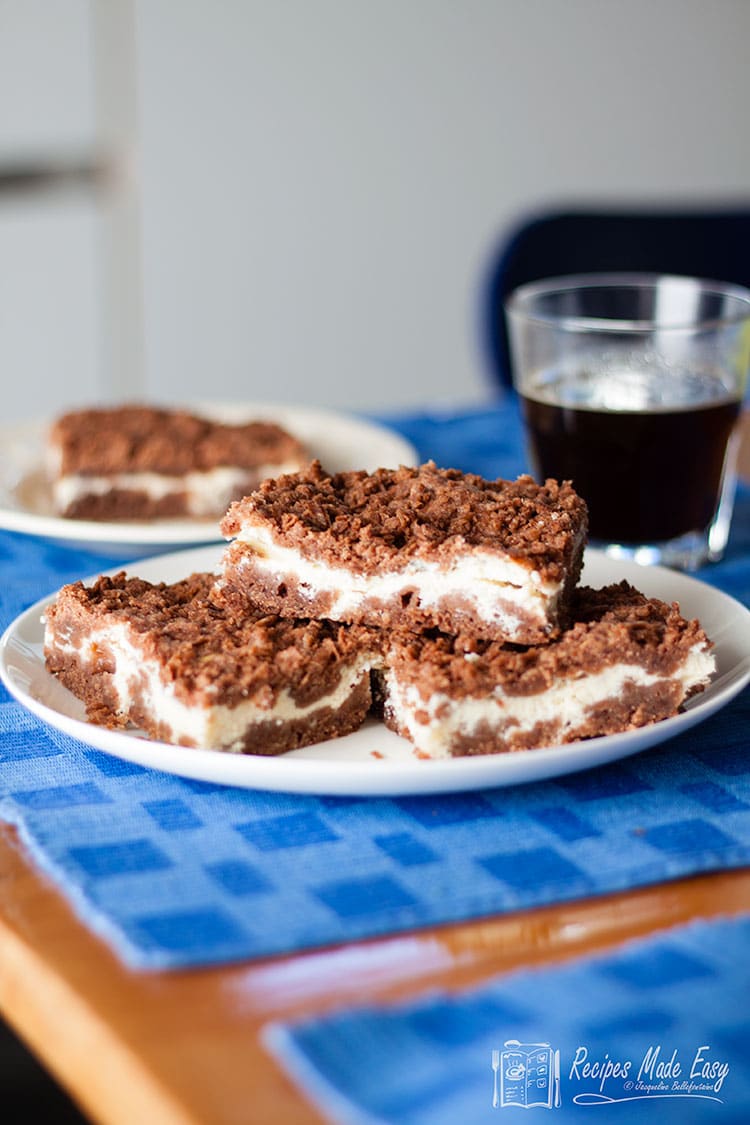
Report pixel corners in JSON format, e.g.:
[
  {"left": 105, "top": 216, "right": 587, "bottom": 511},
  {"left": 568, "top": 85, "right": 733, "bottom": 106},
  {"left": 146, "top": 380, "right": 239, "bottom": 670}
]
[{"left": 494, "top": 1040, "right": 561, "bottom": 1109}]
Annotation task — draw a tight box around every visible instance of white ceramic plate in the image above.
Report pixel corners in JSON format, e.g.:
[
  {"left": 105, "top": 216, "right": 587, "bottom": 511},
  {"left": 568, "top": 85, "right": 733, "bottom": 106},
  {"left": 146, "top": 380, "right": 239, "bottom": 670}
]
[
  {"left": 0, "top": 403, "right": 418, "bottom": 557},
  {"left": 2, "top": 545, "right": 749, "bottom": 796}
]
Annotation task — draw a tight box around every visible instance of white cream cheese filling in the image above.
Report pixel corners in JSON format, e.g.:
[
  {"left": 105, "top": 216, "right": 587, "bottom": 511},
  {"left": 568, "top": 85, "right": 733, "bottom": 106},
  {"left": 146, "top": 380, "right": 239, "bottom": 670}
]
[
  {"left": 53, "top": 461, "right": 303, "bottom": 518},
  {"left": 47, "top": 619, "right": 372, "bottom": 752},
  {"left": 224, "top": 524, "right": 576, "bottom": 632},
  {"left": 385, "top": 644, "right": 715, "bottom": 758}
]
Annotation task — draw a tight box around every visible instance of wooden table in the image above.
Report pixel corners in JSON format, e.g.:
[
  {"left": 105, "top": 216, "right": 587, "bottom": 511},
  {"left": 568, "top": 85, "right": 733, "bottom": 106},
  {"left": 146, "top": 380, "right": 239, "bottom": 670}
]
[
  {"left": 1, "top": 410, "right": 749, "bottom": 1124},
  {"left": 1, "top": 817, "right": 749, "bottom": 1125}
]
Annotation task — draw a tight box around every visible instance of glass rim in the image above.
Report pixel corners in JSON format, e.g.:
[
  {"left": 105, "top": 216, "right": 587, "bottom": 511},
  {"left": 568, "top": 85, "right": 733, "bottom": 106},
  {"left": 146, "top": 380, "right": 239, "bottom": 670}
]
[{"left": 504, "top": 272, "right": 750, "bottom": 333}]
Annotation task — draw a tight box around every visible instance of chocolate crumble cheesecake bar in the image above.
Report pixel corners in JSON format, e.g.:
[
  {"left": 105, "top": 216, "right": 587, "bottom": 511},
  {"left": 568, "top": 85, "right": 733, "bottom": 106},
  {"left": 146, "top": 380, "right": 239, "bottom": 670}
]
[
  {"left": 44, "top": 572, "right": 376, "bottom": 754},
  {"left": 379, "top": 582, "right": 715, "bottom": 757},
  {"left": 216, "top": 461, "right": 588, "bottom": 645},
  {"left": 48, "top": 405, "right": 308, "bottom": 520}
]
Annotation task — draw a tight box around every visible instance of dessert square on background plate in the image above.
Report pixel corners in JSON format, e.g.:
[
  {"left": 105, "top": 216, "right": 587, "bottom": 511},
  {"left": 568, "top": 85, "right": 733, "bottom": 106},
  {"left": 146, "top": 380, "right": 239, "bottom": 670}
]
[
  {"left": 48, "top": 406, "right": 310, "bottom": 520},
  {"left": 0, "top": 402, "right": 418, "bottom": 558},
  {"left": 2, "top": 544, "right": 749, "bottom": 797}
]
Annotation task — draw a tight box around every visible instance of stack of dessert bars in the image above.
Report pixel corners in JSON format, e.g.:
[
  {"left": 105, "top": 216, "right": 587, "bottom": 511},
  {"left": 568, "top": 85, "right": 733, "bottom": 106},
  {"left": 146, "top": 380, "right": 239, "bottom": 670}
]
[{"left": 45, "top": 462, "right": 715, "bottom": 758}]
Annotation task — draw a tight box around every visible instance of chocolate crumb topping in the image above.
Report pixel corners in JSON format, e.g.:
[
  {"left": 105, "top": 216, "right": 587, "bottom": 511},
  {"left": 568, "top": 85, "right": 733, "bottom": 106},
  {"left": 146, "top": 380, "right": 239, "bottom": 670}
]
[
  {"left": 50, "top": 406, "right": 307, "bottom": 476},
  {"left": 46, "top": 572, "right": 373, "bottom": 709},
  {"left": 386, "top": 582, "right": 712, "bottom": 701},
  {"left": 221, "top": 461, "right": 588, "bottom": 581}
]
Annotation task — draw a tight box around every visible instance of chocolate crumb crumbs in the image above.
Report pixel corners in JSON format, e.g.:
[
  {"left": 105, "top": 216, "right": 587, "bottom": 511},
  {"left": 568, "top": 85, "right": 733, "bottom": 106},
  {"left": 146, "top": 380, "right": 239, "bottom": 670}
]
[
  {"left": 50, "top": 406, "right": 307, "bottom": 476},
  {"left": 386, "top": 582, "right": 712, "bottom": 702},
  {"left": 45, "top": 572, "right": 374, "bottom": 710},
  {"left": 222, "top": 461, "right": 588, "bottom": 582}
]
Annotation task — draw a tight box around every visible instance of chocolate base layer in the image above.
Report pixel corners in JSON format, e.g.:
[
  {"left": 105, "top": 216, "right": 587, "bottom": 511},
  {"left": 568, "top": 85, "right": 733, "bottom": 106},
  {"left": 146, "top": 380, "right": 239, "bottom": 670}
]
[
  {"left": 60, "top": 472, "right": 260, "bottom": 522},
  {"left": 61, "top": 489, "right": 193, "bottom": 521}
]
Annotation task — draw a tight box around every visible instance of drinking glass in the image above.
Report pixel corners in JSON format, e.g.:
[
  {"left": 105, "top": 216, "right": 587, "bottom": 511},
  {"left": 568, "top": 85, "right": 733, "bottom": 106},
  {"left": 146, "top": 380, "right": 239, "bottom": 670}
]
[{"left": 505, "top": 273, "right": 750, "bottom": 569}]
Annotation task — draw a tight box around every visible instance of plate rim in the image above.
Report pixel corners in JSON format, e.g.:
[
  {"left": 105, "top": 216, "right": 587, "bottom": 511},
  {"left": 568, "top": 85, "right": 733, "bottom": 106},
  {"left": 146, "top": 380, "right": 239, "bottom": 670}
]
[
  {"left": 0, "top": 401, "right": 419, "bottom": 549},
  {"left": 1, "top": 545, "right": 749, "bottom": 796}
]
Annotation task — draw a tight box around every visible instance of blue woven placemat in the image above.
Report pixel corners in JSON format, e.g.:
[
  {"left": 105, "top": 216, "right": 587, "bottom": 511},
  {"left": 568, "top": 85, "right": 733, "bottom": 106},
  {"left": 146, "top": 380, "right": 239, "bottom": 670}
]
[
  {"left": 1, "top": 401, "right": 749, "bottom": 970},
  {"left": 266, "top": 911, "right": 750, "bottom": 1124}
]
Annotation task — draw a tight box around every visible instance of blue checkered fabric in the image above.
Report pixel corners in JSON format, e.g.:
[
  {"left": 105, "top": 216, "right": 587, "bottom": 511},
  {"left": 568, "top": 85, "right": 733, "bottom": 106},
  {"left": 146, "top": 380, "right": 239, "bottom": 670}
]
[
  {"left": 1, "top": 401, "right": 749, "bottom": 970},
  {"left": 266, "top": 911, "right": 750, "bottom": 1124}
]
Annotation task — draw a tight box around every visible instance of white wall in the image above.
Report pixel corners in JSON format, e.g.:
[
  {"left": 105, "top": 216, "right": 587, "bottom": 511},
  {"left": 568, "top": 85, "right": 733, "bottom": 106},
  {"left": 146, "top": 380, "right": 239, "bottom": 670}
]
[
  {"left": 134, "top": 0, "right": 750, "bottom": 413},
  {"left": 0, "top": 0, "right": 102, "bottom": 423},
  {"left": 2, "top": 0, "right": 750, "bottom": 421}
]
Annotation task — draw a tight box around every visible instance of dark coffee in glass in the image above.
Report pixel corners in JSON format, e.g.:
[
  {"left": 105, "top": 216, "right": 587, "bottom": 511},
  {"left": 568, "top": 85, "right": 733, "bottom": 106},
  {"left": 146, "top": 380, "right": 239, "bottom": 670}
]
[{"left": 506, "top": 276, "right": 750, "bottom": 569}]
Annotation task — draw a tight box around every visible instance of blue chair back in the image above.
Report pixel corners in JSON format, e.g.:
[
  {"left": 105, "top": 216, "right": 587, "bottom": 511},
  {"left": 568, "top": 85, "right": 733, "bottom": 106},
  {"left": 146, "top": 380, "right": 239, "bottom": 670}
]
[{"left": 483, "top": 208, "right": 750, "bottom": 389}]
